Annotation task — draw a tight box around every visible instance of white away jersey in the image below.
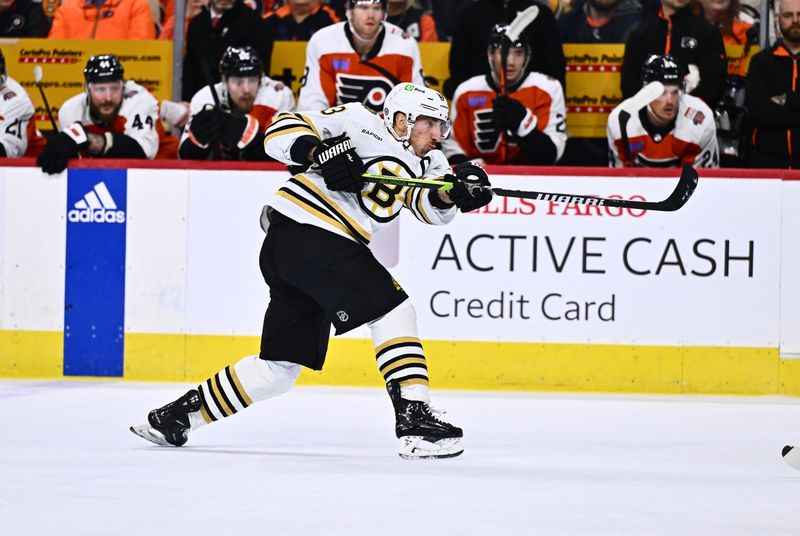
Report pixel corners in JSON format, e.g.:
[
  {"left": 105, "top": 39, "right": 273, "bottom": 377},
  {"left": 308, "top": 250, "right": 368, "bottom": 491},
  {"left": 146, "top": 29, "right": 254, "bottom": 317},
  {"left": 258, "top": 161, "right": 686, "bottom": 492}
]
[
  {"left": 264, "top": 103, "right": 456, "bottom": 245},
  {"left": 181, "top": 76, "right": 295, "bottom": 148},
  {"left": 607, "top": 93, "right": 718, "bottom": 168},
  {"left": 297, "top": 21, "right": 425, "bottom": 113},
  {"left": 58, "top": 80, "right": 160, "bottom": 159},
  {"left": 0, "top": 77, "right": 35, "bottom": 157}
]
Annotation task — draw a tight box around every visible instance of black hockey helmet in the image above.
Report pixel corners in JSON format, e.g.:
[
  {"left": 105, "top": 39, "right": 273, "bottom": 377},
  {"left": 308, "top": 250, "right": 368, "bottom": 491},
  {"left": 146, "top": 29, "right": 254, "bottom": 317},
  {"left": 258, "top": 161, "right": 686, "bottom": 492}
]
[
  {"left": 219, "top": 46, "right": 263, "bottom": 78},
  {"left": 84, "top": 54, "right": 124, "bottom": 84},
  {"left": 641, "top": 54, "right": 684, "bottom": 87},
  {"left": 488, "top": 24, "right": 531, "bottom": 55}
]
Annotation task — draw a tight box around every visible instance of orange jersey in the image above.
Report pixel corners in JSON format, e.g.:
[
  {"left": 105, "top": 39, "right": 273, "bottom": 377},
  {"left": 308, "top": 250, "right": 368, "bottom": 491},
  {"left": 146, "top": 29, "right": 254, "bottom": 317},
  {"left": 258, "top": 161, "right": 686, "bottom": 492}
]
[
  {"left": 297, "top": 21, "right": 425, "bottom": 112},
  {"left": 442, "top": 72, "right": 567, "bottom": 165},
  {"left": 607, "top": 92, "right": 718, "bottom": 167},
  {"left": 49, "top": 0, "right": 156, "bottom": 39},
  {"left": 723, "top": 14, "right": 756, "bottom": 77}
]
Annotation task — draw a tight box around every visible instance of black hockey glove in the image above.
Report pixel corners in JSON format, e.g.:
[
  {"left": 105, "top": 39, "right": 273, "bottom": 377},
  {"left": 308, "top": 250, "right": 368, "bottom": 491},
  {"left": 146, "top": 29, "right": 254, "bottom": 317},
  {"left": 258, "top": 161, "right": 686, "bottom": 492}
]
[
  {"left": 491, "top": 95, "right": 528, "bottom": 133},
  {"left": 37, "top": 122, "right": 88, "bottom": 175},
  {"left": 313, "top": 134, "right": 364, "bottom": 193},
  {"left": 444, "top": 162, "right": 493, "bottom": 213},
  {"left": 189, "top": 107, "right": 225, "bottom": 146},
  {"left": 221, "top": 112, "right": 259, "bottom": 150}
]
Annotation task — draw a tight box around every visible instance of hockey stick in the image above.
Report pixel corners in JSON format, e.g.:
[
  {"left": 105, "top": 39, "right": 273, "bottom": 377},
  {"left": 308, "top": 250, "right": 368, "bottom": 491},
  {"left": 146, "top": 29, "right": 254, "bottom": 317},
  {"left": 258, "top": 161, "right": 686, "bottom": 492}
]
[
  {"left": 33, "top": 66, "right": 59, "bottom": 132},
  {"left": 498, "top": 5, "right": 539, "bottom": 164},
  {"left": 362, "top": 164, "right": 698, "bottom": 212},
  {"left": 617, "top": 81, "right": 664, "bottom": 167}
]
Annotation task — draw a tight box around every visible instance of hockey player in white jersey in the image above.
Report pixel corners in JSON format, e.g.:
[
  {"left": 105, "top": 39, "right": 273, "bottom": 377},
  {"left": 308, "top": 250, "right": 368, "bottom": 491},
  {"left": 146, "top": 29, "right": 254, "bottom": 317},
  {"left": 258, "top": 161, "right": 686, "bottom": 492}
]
[
  {"left": 37, "top": 54, "right": 164, "bottom": 174},
  {"left": 179, "top": 46, "right": 295, "bottom": 161},
  {"left": 297, "top": 0, "right": 425, "bottom": 113},
  {"left": 130, "top": 83, "right": 493, "bottom": 459},
  {"left": 0, "top": 49, "right": 36, "bottom": 158},
  {"left": 607, "top": 54, "right": 719, "bottom": 168}
]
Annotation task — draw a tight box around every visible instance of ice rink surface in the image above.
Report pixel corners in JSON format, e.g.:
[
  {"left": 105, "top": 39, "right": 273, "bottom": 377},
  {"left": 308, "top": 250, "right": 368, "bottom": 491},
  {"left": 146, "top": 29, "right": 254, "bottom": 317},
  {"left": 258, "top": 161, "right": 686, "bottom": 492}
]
[{"left": 1, "top": 380, "right": 799, "bottom": 535}]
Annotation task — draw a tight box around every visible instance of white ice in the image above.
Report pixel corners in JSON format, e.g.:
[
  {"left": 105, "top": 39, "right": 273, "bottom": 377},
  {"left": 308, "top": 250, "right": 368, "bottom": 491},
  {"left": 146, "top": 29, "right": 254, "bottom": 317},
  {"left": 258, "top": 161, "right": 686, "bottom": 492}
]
[{"left": 1, "top": 380, "right": 799, "bottom": 535}]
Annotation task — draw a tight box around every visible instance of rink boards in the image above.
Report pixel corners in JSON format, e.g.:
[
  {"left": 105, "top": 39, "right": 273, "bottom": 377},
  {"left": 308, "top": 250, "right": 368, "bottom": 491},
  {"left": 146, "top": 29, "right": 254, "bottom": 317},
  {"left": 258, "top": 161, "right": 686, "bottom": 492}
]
[{"left": 1, "top": 161, "right": 798, "bottom": 394}]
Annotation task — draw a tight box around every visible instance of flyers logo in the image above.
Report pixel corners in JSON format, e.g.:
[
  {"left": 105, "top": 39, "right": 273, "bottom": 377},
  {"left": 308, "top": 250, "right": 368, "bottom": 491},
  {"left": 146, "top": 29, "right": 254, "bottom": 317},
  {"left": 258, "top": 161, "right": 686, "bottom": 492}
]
[
  {"left": 335, "top": 74, "right": 394, "bottom": 112},
  {"left": 474, "top": 108, "right": 500, "bottom": 153}
]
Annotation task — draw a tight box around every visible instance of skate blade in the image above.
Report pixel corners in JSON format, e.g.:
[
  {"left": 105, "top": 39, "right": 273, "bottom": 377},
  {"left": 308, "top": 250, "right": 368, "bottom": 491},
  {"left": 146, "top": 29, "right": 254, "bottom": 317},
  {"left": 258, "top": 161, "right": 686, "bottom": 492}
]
[
  {"left": 398, "top": 436, "right": 463, "bottom": 460},
  {"left": 130, "top": 423, "right": 171, "bottom": 446},
  {"left": 783, "top": 445, "right": 800, "bottom": 470}
]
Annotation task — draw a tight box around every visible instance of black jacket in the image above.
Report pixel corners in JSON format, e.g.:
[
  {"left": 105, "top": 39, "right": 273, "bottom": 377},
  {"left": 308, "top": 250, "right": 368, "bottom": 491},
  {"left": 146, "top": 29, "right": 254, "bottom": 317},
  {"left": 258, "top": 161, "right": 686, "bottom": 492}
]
[
  {"left": 182, "top": 0, "right": 273, "bottom": 101},
  {"left": 443, "top": 0, "right": 566, "bottom": 100},
  {"left": 746, "top": 41, "right": 800, "bottom": 168},
  {"left": 0, "top": 0, "right": 50, "bottom": 37},
  {"left": 620, "top": 5, "right": 726, "bottom": 106},
  {"left": 558, "top": 0, "right": 643, "bottom": 44}
]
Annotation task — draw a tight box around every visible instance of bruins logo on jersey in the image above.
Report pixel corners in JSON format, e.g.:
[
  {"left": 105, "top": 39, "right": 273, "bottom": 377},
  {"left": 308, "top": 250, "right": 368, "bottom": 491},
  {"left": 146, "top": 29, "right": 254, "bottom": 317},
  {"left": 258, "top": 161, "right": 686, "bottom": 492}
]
[
  {"left": 358, "top": 156, "right": 418, "bottom": 223},
  {"left": 474, "top": 109, "right": 501, "bottom": 153},
  {"left": 336, "top": 74, "right": 394, "bottom": 112}
]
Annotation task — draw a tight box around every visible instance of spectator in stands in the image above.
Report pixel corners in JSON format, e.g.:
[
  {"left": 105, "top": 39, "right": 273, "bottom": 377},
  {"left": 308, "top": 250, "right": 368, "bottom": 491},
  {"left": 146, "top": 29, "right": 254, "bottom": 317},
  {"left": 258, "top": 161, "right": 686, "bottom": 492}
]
[
  {"left": 182, "top": 0, "right": 273, "bottom": 101},
  {"left": 697, "top": 0, "right": 757, "bottom": 165},
  {"left": 0, "top": 49, "right": 37, "bottom": 157},
  {"left": 426, "top": 0, "right": 467, "bottom": 41},
  {"left": 160, "top": 0, "right": 208, "bottom": 39},
  {"left": 49, "top": 0, "right": 156, "bottom": 38},
  {"left": 746, "top": 0, "right": 800, "bottom": 168},
  {"left": 0, "top": 0, "right": 51, "bottom": 36},
  {"left": 297, "top": 0, "right": 424, "bottom": 112},
  {"left": 558, "top": 0, "right": 643, "bottom": 44},
  {"left": 263, "top": 0, "right": 339, "bottom": 40},
  {"left": 620, "top": 0, "right": 727, "bottom": 106},
  {"left": 697, "top": 0, "right": 757, "bottom": 77},
  {"left": 37, "top": 54, "right": 171, "bottom": 174},
  {"left": 386, "top": 0, "right": 437, "bottom": 41},
  {"left": 442, "top": 24, "right": 566, "bottom": 165},
  {"left": 608, "top": 54, "right": 718, "bottom": 167},
  {"left": 443, "top": 0, "right": 565, "bottom": 100},
  {"left": 180, "top": 46, "right": 294, "bottom": 160}
]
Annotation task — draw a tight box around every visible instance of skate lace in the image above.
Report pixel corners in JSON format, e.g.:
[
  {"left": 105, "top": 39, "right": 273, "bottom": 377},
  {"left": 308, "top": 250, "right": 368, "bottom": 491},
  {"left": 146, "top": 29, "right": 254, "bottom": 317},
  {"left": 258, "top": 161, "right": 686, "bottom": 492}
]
[{"left": 424, "top": 403, "right": 448, "bottom": 423}]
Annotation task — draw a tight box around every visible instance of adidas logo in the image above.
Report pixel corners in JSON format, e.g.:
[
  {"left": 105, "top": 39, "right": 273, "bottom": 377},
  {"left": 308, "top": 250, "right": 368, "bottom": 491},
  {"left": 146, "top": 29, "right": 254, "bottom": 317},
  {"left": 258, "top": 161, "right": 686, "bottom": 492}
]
[{"left": 67, "top": 182, "right": 126, "bottom": 224}]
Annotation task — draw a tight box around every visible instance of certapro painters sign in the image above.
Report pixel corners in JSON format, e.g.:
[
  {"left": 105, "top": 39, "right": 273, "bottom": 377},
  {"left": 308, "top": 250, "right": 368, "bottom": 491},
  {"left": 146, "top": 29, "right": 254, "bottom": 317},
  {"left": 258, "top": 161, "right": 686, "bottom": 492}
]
[{"left": 387, "top": 174, "right": 781, "bottom": 347}]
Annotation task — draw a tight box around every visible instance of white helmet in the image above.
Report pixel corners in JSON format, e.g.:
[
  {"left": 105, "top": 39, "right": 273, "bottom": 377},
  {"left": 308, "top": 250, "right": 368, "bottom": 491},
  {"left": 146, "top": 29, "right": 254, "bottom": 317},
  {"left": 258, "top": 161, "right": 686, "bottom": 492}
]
[{"left": 383, "top": 83, "right": 451, "bottom": 141}]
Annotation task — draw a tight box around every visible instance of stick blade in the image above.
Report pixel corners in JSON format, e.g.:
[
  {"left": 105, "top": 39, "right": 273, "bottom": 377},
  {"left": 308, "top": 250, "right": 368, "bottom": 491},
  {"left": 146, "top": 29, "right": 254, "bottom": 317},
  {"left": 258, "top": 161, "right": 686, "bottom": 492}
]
[
  {"left": 658, "top": 164, "right": 699, "bottom": 212},
  {"left": 506, "top": 5, "right": 539, "bottom": 41},
  {"left": 33, "top": 65, "right": 43, "bottom": 83},
  {"left": 621, "top": 81, "right": 665, "bottom": 115}
]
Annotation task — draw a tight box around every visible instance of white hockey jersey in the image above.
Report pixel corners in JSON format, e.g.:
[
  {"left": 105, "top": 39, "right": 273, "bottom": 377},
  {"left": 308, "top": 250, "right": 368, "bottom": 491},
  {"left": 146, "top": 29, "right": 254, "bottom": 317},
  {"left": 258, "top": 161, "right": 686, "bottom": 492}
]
[
  {"left": 0, "top": 77, "right": 35, "bottom": 157},
  {"left": 297, "top": 21, "right": 425, "bottom": 113},
  {"left": 181, "top": 76, "right": 296, "bottom": 149},
  {"left": 263, "top": 103, "right": 456, "bottom": 245},
  {"left": 58, "top": 80, "right": 160, "bottom": 159},
  {"left": 441, "top": 72, "right": 567, "bottom": 164},
  {"left": 607, "top": 93, "right": 719, "bottom": 168}
]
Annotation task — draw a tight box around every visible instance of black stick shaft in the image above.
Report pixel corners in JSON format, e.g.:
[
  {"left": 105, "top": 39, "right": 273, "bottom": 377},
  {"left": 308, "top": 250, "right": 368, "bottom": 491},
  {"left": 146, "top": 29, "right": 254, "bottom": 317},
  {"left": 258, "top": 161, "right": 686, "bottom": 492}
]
[{"left": 35, "top": 82, "right": 58, "bottom": 132}]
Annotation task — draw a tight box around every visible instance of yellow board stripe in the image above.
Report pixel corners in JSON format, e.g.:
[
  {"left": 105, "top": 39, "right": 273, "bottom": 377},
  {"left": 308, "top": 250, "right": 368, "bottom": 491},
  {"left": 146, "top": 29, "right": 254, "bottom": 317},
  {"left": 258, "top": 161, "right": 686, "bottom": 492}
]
[
  {"left": 228, "top": 365, "right": 254, "bottom": 407},
  {"left": 3, "top": 330, "right": 799, "bottom": 396},
  {"left": 375, "top": 336, "right": 421, "bottom": 356}
]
